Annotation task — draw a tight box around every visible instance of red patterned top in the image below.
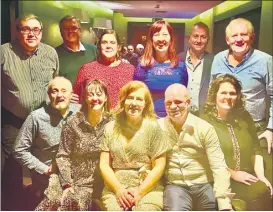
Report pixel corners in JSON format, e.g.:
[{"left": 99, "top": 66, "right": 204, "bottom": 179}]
[{"left": 74, "top": 61, "right": 135, "bottom": 108}]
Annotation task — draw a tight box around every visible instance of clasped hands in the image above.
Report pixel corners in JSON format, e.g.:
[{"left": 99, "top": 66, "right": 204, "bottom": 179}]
[{"left": 116, "top": 187, "right": 143, "bottom": 211}]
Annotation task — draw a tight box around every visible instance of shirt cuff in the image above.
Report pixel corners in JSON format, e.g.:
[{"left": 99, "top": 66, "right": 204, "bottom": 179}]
[
  {"left": 267, "top": 119, "right": 273, "bottom": 129},
  {"left": 217, "top": 197, "right": 233, "bottom": 211},
  {"left": 35, "top": 163, "right": 49, "bottom": 174}
]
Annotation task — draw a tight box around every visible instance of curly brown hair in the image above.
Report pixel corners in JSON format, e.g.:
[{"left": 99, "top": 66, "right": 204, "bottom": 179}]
[{"left": 204, "top": 74, "right": 245, "bottom": 123}]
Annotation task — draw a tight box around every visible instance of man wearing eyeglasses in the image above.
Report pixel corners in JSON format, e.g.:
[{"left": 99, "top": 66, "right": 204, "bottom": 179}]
[
  {"left": 56, "top": 15, "right": 97, "bottom": 98},
  {"left": 1, "top": 13, "right": 59, "bottom": 210}
]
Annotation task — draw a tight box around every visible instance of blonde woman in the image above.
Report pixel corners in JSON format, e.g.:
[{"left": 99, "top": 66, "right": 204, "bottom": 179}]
[{"left": 100, "top": 81, "right": 168, "bottom": 210}]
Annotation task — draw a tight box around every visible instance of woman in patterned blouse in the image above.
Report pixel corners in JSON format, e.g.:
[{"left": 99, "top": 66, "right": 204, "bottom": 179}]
[
  {"left": 100, "top": 80, "right": 169, "bottom": 211},
  {"left": 134, "top": 20, "right": 188, "bottom": 117},
  {"left": 36, "top": 79, "right": 112, "bottom": 211},
  {"left": 201, "top": 74, "right": 272, "bottom": 210}
]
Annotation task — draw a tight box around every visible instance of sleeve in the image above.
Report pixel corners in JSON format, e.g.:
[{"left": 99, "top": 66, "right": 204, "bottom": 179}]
[
  {"left": 100, "top": 123, "right": 112, "bottom": 152},
  {"left": 266, "top": 56, "right": 273, "bottom": 129},
  {"left": 181, "top": 62, "right": 188, "bottom": 87},
  {"left": 73, "top": 64, "right": 86, "bottom": 102},
  {"left": 203, "top": 124, "right": 233, "bottom": 210},
  {"left": 53, "top": 49, "right": 59, "bottom": 77},
  {"left": 210, "top": 55, "right": 221, "bottom": 85},
  {"left": 13, "top": 114, "right": 49, "bottom": 174},
  {"left": 243, "top": 111, "right": 263, "bottom": 156},
  {"left": 149, "top": 120, "right": 169, "bottom": 160},
  {"left": 55, "top": 121, "right": 75, "bottom": 187}
]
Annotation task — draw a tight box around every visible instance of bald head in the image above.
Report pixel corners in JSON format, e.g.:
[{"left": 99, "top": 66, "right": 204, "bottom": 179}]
[
  {"left": 164, "top": 83, "right": 190, "bottom": 120},
  {"left": 165, "top": 83, "right": 189, "bottom": 100},
  {"left": 48, "top": 76, "right": 72, "bottom": 94}
]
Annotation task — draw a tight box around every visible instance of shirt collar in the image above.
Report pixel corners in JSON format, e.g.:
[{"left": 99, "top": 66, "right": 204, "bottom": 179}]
[
  {"left": 164, "top": 113, "right": 195, "bottom": 135},
  {"left": 47, "top": 103, "right": 74, "bottom": 120},
  {"left": 186, "top": 47, "right": 205, "bottom": 63},
  {"left": 64, "top": 42, "right": 86, "bottom": 52},
  {"left": 11, "top": 39, "right": 40, "bottom": 57},
  {"left": 225, "top": 47, "right": 254, "bottom": 63}
]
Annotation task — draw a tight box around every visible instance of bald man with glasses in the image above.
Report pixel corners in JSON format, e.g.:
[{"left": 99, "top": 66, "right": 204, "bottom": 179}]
[{"left": 1, "top": 13, "right": 59, "bottom": 210}]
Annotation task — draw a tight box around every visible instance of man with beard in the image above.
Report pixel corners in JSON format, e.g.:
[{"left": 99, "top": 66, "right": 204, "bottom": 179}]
[
  {"left": 13, "top": 77, "right": 79, "bottom": 206},
  {"left": 56, "top": 15, "right": 97, "bottom": 90},
  {"left": 211, "top": 18, "right": 272, "bottom": 163},
  {"left": 178, "top": 22, "right": 214, "bottom": 116},
  {"left": 158, "top": 83, "right": 233, "bottom": 211},
  {"left": 124, "top": 44, "right": 139, "bottom": 67}
]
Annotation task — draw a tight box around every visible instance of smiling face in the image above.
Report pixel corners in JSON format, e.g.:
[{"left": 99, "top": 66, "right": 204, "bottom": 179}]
[
  {"left": 226, "top": 20, "right": 254, "bottom": 57},
  {"left": 60, "top": 18, "right": 81, "bottom": 45},
  {"left": 100, "top": 33, "right": 119, "bottom": 60},
  {"left": 165, "top": 86, "right": 190, "bottom": 121},
  {"left": 17, "top": 18, "right": 42, "bottom": 53},
  {"left": 48, "top": 78, "right": 72, "bottom": 113},
  {"left": 216, "top": 82, "right": 238, "bottom": 115},
  {"left": 152, "top": 25, "right": 171, "bottom": 54},
  {"left": 189, "top": 25, "right": 209, "bottom": 54},
  {"left": 85, "top": 86, "right": 107, "bottom": 111},
  {"left": 124, "top": 88, "right": 146, "bottom": 120}
]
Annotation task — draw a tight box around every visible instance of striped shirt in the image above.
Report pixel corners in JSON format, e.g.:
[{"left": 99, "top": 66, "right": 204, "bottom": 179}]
[{"left": 1, "top": 40, "right": 59, "bottom": 120}]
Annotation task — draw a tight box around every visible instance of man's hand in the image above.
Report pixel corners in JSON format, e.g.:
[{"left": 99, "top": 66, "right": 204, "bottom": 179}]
[
  {"left": 258, "top": 130, "right": 273, "bottom": 154},
  {"left": 121, "top": 58, "right": 130, "bottom": 64},
  {"left": 231, "top": 170, "right": 258, "bottom": 185},
  {"left": 70, "top": 93, "right": 79, "bottom": 103},
  {"left": 43, "top": 163, "right": 57, "bottom": 175},
  {"left": 115, "top": 188, "right": 134, "bottom": 210}
]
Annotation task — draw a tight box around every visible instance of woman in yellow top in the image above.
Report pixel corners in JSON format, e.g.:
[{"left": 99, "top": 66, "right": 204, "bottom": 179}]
[{"left": 100, "top": 81, "right": 168, "bottom": 211}]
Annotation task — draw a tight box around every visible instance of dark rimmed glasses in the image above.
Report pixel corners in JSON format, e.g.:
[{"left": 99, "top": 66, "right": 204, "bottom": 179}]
[{"left": 20, "top": 27, "right": 42, "bottom": 35}]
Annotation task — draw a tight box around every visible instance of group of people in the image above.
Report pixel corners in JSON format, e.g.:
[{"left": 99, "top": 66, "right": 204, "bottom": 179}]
[
  {"left": 1, "top": 12, "right": 272, "bottom": 211},
  {"left": 121, "top": 44, "right": 144, "bottom": 67}
]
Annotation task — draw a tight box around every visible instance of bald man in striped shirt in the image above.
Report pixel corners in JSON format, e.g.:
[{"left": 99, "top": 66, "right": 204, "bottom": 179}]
[{"left": 1, "top": 13, "right": 59, "bottom": 210}]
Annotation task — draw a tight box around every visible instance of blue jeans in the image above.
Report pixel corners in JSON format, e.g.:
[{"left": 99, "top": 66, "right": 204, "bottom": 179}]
[{"left": 163, "top": 183, "right": 217, "bottom": 211}]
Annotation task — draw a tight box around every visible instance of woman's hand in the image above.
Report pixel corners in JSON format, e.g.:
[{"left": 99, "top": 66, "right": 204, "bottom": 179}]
[
  {"left": 116, "top": 188, "right": 134, "bottom": 210},
  {"left": 258, "top": 176, "right": 273, "bottom": 196},
  {"left": 231, "top": 170, "right": 258, "bottom": 185},
  {"left": 131, "top": 187, "right": 144, "bottom": 206}
]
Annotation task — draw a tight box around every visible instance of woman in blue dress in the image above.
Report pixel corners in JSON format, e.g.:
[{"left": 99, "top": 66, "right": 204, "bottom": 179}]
[{"left": 134, "top": 20, "right": 188, "bottom": 117}]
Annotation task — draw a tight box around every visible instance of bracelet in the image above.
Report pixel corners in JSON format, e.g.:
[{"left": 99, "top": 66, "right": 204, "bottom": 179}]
[{"left": 63, "top": 184, "right": 71, "bottom": 189}]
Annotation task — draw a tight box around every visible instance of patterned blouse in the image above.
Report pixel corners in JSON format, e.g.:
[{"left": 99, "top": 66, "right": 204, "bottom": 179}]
[
  {"left": 101, "top": 118, "right": 168, "bottom": 188},
  {"left": 56, "top": 111, "right": 112, "bottom": 189}
]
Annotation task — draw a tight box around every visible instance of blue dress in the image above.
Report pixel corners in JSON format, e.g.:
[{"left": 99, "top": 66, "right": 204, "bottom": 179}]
[{"left": 134, "top": 61, "right": 188, "bottom": 117}]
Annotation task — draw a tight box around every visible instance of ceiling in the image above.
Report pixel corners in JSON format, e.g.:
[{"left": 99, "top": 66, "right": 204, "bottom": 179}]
[{"left": 94, "top": 1, "right": 225, "bottom": 19}]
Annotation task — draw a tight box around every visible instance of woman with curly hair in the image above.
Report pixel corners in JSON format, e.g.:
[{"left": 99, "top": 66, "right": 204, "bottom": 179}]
[
  {"left": 200, "top": 74, "right": 272, "bottom": 210},
  {"left": 100, "top": 80, "right": 168, "bottom": 211},
  {"left": 134, "top": 20, "right": 188, "bottom": 117}
]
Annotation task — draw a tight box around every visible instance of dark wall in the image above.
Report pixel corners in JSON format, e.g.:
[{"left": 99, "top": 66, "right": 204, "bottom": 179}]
[{"left": 1, "top": 0, "right": 19, "bottom": 44}]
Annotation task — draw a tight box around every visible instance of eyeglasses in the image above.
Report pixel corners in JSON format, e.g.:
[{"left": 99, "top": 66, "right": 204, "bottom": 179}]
[
  {"left": 20, "top": 27, "right": 42, "bottom": 35},
  {"left": 62, "top": 26, "right": 80, "bottom": 32}
]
